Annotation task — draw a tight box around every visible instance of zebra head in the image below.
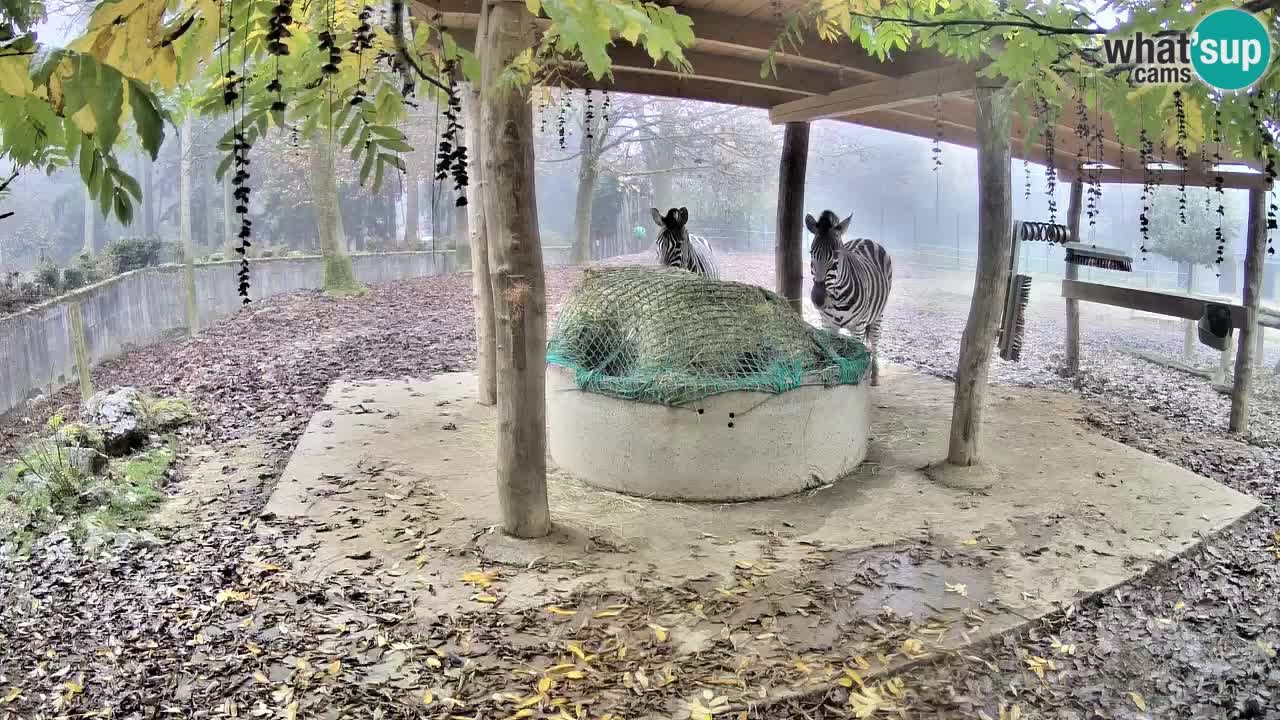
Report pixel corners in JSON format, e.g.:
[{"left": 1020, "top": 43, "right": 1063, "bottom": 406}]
[
  {"left": 650, "top": 207, "right": 691, "bottom": 268},
  {"left": 806, "top": 210, "right": 852, "bottom": 308}
]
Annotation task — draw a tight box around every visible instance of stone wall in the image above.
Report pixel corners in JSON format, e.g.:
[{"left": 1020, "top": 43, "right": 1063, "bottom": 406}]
[{"left": 0, "top": 252, "right": 452, "bottom": 416}]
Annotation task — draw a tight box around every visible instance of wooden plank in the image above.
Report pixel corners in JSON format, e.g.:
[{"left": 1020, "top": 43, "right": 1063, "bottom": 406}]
[
  {"left": 1061, "top": 279, "right": 1248, "bottom": 327},
  {"left": 1230, "top": 187, "right": 1267, "bottom": 433},
  {"left": 947, "top": 82, "right": 1013, "bottom": 467},
  {"left": 769, "top": 64, "right": 979, "bottom": 124},
  {"left": 1063, "top": 180, "right": 1084, "bottom": 379},
  {"left": 1092, "top": 167, "right": 1271, "bottom": 191},
  {"left": 775, "top": 121, "right": 809, "bottom": 314}
]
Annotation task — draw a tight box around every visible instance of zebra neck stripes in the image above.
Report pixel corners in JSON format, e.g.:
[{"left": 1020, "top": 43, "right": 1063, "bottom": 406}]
[{"left": 655, "top": 232, "right": 721, "bottom": 280}]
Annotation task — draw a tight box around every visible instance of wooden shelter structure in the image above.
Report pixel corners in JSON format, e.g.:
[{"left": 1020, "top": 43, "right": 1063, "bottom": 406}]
[{"left": 415, "top": 0, "right": 1274, "bottom": 536}]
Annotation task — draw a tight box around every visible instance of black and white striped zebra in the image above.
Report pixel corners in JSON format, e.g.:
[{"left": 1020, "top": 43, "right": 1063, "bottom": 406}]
[
  {"left": 807, "top": 210, "right": 893, "bottom": 386},
  {"left": 650, "top": 207, "right": 720, "bottom": 280}
]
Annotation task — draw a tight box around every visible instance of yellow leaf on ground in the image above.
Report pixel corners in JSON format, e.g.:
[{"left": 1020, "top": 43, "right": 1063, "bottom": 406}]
[
  {"left": 537, "top": 677, "right": 553, "bottom": 694},
  {"left": 462, "top": 571, "right": 496, "bottom": 588},
  {"left": 1174, "top": 601, "right": 1186, "bottom": 611},
  {"left": 565, "top": 670, "right": 586, "bottom": 680},
  {"left": 900, "top": 638, "right": 926, "bottom": 658},
  {"left": 1129, "top": 691, "right": 1147, "bottom": 711},
  {"left": 650, "top": 624, "right": 670, "bottom": 642},
  {"left": 216, "top": 589, "right": 249, "bottom": 604},
  {"left": 328, "top": 660, "right": 342, "bottom": 677},
  {"left": 253, "top": 671, "right": 269, "bottom": 684},
  {"left": 473, "top": 594, "right": 499, "bottom": 604},
  {"left": 423, "top": 691, "right": 435, "bottom": 705},
  {"left": 64, "top": 680, "right": 83, "bottom": 694},
  {"left": 427, "top": 657, "right": 443, "bottom": 669},
  {"left": 961, "top": 537, "right": 979, "bottom": 546},
  {"left": 2, "top": 688, "right": 20, "bottom": 703},
  {"left": 567, "top": 642, "right": 587, "bottom": 661},
  {"left": 546, "top": 606, "right": 577, "bottom": 616},
  {"left": 507, "top": 710, "right": 535, "bottom": 719},
  {"left": 285, "top": 700, "right": 299, "bottom": 720},
  {"left": 592, "top": 609, "right": 622, "bottom": 618}
]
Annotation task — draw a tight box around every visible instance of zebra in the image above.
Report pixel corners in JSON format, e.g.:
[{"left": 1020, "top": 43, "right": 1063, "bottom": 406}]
[
  {"left": 650, "top": 207, "right": 720, "bottom": 280},
  {"left": 807, "top": 209, "right": 893, "bottom": 386}
]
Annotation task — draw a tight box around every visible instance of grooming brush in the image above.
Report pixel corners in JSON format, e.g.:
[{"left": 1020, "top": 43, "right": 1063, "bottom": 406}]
[
  {"left": 999, "top": 274, "right": 1032, "bottom": 362},
  {"left": 1063, "top": 242, "right": 1133, "bottom": 272}
]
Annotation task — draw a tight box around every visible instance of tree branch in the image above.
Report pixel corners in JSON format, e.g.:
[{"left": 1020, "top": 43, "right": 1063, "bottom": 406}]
[{"left": 848, "top": 11, "right": 1105, "bottom": 36}]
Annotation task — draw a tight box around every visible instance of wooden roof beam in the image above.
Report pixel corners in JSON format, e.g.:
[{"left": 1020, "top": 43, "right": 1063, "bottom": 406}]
[
  {"left": 850, "top": 109, "right": 1081, "bottom": 181},
  {"left": 1091, "top": 167, "right": 1271, "bottom": 191},
  {"left": 768, "top": 64, "right": 980, "bottom": 124},
  {"left": 414, "top": 0, "right": 951, "bottom": 79},
  {"left": 445, "top": 28, "right": 847, "bottom": 98}
]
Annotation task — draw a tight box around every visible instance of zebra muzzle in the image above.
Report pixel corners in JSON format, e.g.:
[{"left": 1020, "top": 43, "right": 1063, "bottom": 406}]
[{"left": 810, "top": 283, "right": 826, "bottom": 308}]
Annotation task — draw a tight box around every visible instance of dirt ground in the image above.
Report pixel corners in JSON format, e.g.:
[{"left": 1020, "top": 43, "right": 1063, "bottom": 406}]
[{"left": 2, "top": 254, "right": 1279, "bottom": 719}]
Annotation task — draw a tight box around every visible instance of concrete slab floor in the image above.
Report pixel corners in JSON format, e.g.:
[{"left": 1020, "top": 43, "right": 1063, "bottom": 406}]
[{"left": 260, "top": 366, "right": 1257, "bottom": 669}]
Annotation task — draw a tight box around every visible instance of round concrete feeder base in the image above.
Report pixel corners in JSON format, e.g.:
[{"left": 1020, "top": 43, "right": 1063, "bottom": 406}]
[{"left": 546, "top": 366, "right": 871, "bottom": 502}]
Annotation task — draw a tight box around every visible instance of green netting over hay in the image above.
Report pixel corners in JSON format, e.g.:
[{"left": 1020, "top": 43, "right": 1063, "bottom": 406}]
[{"left": 546, "top": 266, "right": 871, "bottom": 407}]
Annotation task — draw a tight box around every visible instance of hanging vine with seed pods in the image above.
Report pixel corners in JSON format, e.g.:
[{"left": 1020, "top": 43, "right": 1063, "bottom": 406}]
[
  {"left": 1255, "top": 92, "right": 1278, "bottom": 256},
  {"left": 601, "top": 89, "right": 612, "bottom": 125},
  {"left": 1173, "top": 89, "right": 1188, "bottom": 225},
  {"left": 932, "top": 90, "right": 943, "bottom": 173},
  {"left": 1034, "top": 88, "right": 1058, "bottom": 225},
  {"left": 557, "top": 93, "right": 569, "bottom": 150},
  {"left": 1075, "top": 76, "right": 1095, "bottom": 227},
  {"left": 434, "top": 61, "right": 468, "bottom": 207},
  {"left": 1213, "top": 105, "right": 1225, "bottom": 269},
  {"left": 1138, "top": 107, "right": 1153, "bottom": 259},
  {"left": 584, "top": 88, "right": 595, "bottom": 142}
]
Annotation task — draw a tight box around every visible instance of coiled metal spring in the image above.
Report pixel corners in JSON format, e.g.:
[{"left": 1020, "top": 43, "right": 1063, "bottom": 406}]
[{"left": 1013, "top": 220, "right": 1070, "bottom": 244}]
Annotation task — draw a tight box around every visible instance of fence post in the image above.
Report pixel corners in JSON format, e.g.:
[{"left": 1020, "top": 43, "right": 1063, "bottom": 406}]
[{"left": 67, "top": 301, "right": 93, "bottom": 403}]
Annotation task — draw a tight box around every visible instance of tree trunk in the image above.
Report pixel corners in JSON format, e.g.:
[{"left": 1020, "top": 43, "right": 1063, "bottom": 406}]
[
  {"left": 1063, "top": 179, "right": 1083, "bottom": 378},
  {"left": 1182, "top": 262, "right": 1196, "bottom": 361},
  {"left": 83, "top": 187, "right": 95, "bottom": 255},
  {"left": 309, "top": 135, "right": 362, "bottom": 294},
  {"left": 775, "top": 121, "right": 809, "bottom": 314},
  {"left": 141, "top": 153, "right": 154, "bottom": 238},
  {"left": 384, "top": 188, "right": 397, "bottom": 251},
  {"left": 571, "top": 109, "right": 604, "bottom": 265},
  {"left": 223, "top": 162, "right": 236, "bottom": 259},
  {"left": 453, "top": 187, "right": 469, "bottom": 260},
  {"left": 404, "top": 154, "right": 420, "bottom": 250},
  {"left": 947, "top": 83, "right": 1012, "bottom": 467},
  {"left": 646, "top": 140, "right": 675, "bottom": 212},
  {"left": 466, "top": 78, "right": 495, "bottom": 404},
  {"left": 179, "top": 122, "right": 199, "bottom": 334},
  {"left": 480, "top": 0, "right": 550, "bottom": 538},
  {"left": 1230, "top": 187, "right": 1267, "bottom": 433}
]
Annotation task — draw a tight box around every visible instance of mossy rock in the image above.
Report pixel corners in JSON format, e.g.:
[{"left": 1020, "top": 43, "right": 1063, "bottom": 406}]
[
  {"left": 56, "top": 422, "right": 106, "bottom": 452},
  {"left": 137, "top": 396, "right": 197, "bottom": 432}
]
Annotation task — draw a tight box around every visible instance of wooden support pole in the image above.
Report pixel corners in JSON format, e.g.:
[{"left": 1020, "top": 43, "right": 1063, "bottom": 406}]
[
  {"left": 775, "top": 121, "right": 809, "bottom": 314},
  {"left": 1230, "top": 187, "right": 1267, "bottom": 433},
  {"left": 947, "top": 83, "right": 1012, "bottom": 467},
  {"left": 467, "top": 3, "right": 497, "bottom": 406},
  {"left": 479, "top": 0, "right": 551, "bottom": 538},
  {"left": 1063, "top": 179, "right": 1084, "bottom": 379}
]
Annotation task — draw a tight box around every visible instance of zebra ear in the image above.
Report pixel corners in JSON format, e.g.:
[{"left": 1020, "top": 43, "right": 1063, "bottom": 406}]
[
  {"left": 838, "top": 214, "right": 853, "bottom": 234},
  {"left": 650, "top": 208, "right": 665, "bottom": 227},
  {"left": 805, "top": 214, "right": 819, "bottom": 235}
]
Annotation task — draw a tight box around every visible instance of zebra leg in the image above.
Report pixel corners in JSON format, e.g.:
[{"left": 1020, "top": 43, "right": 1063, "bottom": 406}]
[
  {"left": 820, "top": 316, "right": 841, "bottom": 334},
  {"left": 866, "top": 320, "right": 883, "bottom": 386}
]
